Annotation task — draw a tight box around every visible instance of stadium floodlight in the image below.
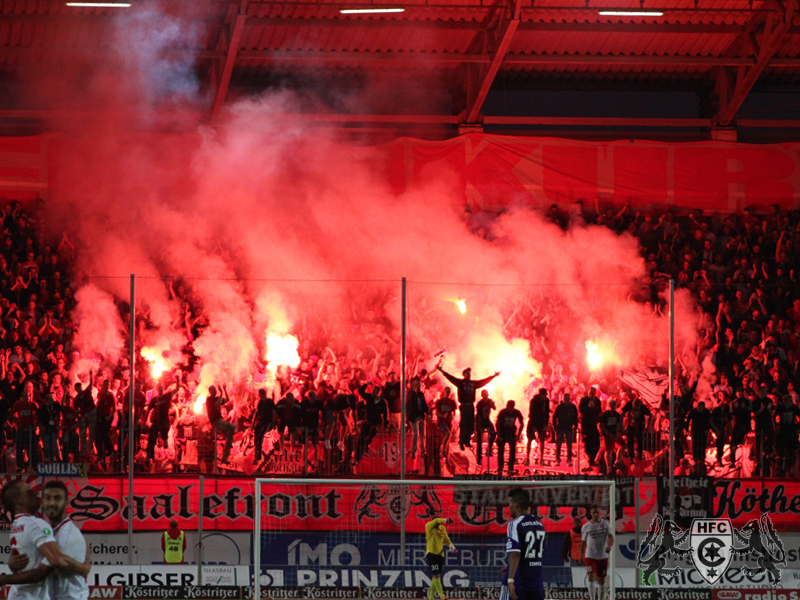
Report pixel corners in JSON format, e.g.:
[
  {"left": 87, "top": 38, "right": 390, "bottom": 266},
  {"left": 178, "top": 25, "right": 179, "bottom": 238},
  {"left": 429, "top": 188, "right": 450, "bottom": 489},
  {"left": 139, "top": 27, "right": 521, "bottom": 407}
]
[
  {"left": 597, "top": 10, "right": 663, "bottom": 15},
  {"left": 253, "top": 478, "right": 616, "bottom": 600},
  {"left": 66, "top": 2, "right": 131, "bottom": 6},
  {"left": 340, "top": 7, "right": 405, "bottom": 13}
]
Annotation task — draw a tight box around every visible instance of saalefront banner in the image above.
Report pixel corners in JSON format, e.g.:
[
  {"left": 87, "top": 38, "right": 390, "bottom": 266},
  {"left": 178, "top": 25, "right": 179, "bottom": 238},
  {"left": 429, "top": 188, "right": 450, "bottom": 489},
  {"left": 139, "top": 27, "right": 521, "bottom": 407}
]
[
  {"left": 0, "top": 474, "right": 653, "bottom": 533},
  {"left": 1, "top": 474, "right": 799, "bottom": 533}
]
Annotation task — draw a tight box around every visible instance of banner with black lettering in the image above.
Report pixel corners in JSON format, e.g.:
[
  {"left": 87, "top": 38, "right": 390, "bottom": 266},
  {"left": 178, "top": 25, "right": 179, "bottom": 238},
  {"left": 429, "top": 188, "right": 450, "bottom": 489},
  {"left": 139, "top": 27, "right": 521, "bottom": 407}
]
[
  {"left": 0, "top": 475, "right": 656, "bottom": 534},
  {"left": 712, "top": 479, "right": 800, "bottom": 530},
  {"left": 121, "top": 587, "right": 242, "bottom": 599},
  {"left": 0, "top": 586, "right": 123, "bottom": 600},
  {"left": 13, "top": 474, "right": 800, "bottom": 533},
  {"left": 657, "top": 476, "right": 714, "bottom": 528},
  {"left": 712, "top": 593, "right": 800, "bottom": 600}
]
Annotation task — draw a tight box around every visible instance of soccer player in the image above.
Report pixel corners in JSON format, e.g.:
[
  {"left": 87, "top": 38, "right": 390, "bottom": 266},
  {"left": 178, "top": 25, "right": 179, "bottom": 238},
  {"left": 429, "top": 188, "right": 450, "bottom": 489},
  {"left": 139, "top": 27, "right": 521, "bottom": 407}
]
[
  {"left": 506, "top": 487, "right": 545, "bottom": 600},
  {"left": 580, "top": 503, "right": 614, "bottom": 600},
  {"left": 0, "top": 480, "right": 90, "bottom": 600},
  {"left": 425, "top": 516, "right": 458, "bottom": 600},
  {"left": 41, "top": 480, "right": 90, "bottom": 600}
]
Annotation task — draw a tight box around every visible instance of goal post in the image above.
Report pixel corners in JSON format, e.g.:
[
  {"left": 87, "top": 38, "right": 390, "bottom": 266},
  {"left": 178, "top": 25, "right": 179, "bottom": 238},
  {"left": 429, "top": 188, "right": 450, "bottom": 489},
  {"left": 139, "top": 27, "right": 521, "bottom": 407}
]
[{"left": 253, "top": 478, "right": 616, "bottom": 600}]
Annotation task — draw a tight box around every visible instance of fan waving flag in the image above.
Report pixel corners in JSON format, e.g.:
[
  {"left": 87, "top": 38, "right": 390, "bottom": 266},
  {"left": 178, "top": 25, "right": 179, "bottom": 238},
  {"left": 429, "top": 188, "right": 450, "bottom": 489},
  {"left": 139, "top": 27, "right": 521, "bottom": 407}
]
[{"left": 617, "top": 366, "right": 669, "bottom": 408}]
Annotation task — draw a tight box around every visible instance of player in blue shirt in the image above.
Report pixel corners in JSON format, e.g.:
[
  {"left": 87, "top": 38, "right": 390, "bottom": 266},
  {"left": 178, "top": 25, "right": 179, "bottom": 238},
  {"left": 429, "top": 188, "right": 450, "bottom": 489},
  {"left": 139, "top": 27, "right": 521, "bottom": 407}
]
[{"left": 505, "top": 488, "right": 546, "bottom": 600}]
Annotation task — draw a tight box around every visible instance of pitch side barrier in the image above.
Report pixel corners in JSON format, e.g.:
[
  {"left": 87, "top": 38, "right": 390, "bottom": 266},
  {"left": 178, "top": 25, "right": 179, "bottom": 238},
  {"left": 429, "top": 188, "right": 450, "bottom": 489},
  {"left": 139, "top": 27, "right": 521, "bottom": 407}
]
[{"left": 0, "top": 587, "right": 790, "bottom": 600}]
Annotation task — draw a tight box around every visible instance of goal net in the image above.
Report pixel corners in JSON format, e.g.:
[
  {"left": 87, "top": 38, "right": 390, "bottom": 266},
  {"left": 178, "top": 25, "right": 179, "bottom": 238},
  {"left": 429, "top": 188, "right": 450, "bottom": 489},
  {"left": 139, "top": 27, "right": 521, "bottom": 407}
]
[{"left": 253, "top": 478, "right": 616, "bottom": 599}]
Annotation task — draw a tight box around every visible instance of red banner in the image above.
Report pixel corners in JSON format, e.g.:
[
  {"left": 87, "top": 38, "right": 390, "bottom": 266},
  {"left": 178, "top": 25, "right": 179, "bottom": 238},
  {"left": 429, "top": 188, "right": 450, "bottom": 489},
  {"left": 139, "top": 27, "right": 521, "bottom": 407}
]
[
  {"left": 383, "top": 135, "right": 800, "bottom": 212},
  {"left": 0, "top": 474, "right": 652, "bottom": 534},
  {"left": 4, "top": 133, "right": 800, "bottom": 211},
  {"left": 713, "top": 478, "right": 800, "bottom": 530},
  {"left": 0, "top": 135, "right": 51, "bottom": 200},
  {"left": 63, "top": 477, "right": 626, "bottom": 534},
  {"left": 5, "top": 473, "right": 800, "bottom": 533}
]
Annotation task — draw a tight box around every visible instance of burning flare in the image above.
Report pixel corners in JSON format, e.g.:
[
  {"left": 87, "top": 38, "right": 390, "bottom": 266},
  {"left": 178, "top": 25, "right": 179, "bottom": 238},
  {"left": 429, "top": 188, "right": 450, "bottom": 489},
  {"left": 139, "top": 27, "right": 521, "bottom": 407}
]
[
  {"left": 586, "top": 341, "right": 603, "bottom": 371},
  {"left": 141, "top": 346, "right": 170, "bottom": 379},
  {"left": 456, "top": 299, "right": 467, "bottom": 314},
  {"left": 265, "top": 333, "right": 301, "bottom": 370},
  {"left": 481, "top": 337, "right": 540, "bottom": 401}
]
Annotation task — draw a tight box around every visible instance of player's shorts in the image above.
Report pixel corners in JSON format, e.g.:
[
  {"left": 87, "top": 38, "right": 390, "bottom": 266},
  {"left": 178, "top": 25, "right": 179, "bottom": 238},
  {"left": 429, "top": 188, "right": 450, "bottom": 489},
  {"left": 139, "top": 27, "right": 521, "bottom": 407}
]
[
  {"left": 426, "top": 553, "right": 444, "bottom": 575},
  {"left": 520, "top": 589, "right": 544, "bottom": 600},
  {"left": 584, "top": 557, "right": 608, "bottom": 578}
]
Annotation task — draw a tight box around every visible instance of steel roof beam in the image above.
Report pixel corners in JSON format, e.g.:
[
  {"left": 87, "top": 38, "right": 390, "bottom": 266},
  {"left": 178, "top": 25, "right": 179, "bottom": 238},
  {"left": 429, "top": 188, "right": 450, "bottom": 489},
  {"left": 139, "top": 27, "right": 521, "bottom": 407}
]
[
  {"left": 0, "top": 14, "right": 781, "bottom": 36},
  {"left": 714, "top": 0, "right": 797, "bottom": 126},
  {"left": 4, "top": 108, "right": 800, "bottom": 130},
  {"left": 244, "top": 17, "right": 483, "bottom": 29},
  {"left": 212, "top": 1, "right": 248, "bottom": 116},
  {"left": 2, "top": 45, "right": 800, "bottom": 67},
  {"left": 240, "top": 18, "right": 763, "bottom": 34},
  {"left": 229, "top": 50, "right": 800, "bottom": 67},
  {"left": 0, "top": 12, "right": 780, "bottom": 36},
  {"left": 0, "top": 13, "right": 223, "bottom": 24},
  {"left": 463, "top": 0, "right": 523, "bottom": 123},
  {"left": 452, "top": 0, "right": 503, "bottom": 123}
]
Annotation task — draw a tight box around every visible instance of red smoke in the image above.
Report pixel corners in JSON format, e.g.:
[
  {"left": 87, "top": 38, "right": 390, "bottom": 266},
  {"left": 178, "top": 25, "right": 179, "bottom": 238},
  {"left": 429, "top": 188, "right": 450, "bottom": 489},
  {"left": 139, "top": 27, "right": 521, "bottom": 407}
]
[{"left": 27, "top": 3, "right": 697, "bottom": 411}]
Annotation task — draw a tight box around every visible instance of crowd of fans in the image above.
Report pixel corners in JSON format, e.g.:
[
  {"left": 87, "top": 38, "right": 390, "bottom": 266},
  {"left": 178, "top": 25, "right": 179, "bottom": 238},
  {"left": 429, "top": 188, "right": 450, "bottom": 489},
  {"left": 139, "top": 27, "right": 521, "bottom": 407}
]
[{"left": 1, "top": 197, "right": 800, "bottom": 479}]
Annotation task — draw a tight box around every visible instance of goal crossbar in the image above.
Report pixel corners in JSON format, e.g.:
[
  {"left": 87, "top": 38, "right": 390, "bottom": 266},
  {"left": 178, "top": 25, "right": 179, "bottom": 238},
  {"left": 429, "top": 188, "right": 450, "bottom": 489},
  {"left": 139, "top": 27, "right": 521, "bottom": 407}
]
[{"left": 253, "top": 478, "right": 616, "bottom": 600}]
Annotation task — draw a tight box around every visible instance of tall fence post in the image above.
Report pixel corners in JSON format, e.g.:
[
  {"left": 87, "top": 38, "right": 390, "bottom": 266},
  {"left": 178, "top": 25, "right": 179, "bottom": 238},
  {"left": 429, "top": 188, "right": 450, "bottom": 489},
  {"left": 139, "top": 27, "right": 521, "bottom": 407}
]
[
  {"left": 669, "top": 279, "right": 675, "bottom": 522},
  {"left": 198, "top": 475, "right": 204, "bottom": 585},
  {"left": 610, "top": 479, "right": 616, "bottom": 600},
  {"left": 254, "top": 479, "right": 261, "bottom": 600},
  {"left": 399, "top": 277, "right": 407, "bottom": 568},
  {"left": 128, "top": 274, "right": 135, "bottom": 565},
  {"left": 634, "top": 477, "right": 640, "bottom": 588}
]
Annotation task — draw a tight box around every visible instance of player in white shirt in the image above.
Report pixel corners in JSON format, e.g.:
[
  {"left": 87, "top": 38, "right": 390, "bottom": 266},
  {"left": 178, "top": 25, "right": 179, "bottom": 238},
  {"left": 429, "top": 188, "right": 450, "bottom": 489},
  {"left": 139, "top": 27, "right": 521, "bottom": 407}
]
[
  {"left": 0, "top": 480, "right": 90, "bottom": 600},
  {"left": 580, "top": 504, "right": 613, "bottom": 600},
  {"left": 41, "top": 480, "right": 89, "bottom": 600}
]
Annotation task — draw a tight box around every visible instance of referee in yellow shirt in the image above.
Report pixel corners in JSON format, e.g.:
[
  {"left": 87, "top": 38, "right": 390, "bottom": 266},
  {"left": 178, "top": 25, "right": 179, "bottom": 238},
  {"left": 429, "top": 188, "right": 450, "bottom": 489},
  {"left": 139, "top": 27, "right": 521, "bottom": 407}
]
[{"left": 425, "top": 516, "right": 458, "bottom": 600}]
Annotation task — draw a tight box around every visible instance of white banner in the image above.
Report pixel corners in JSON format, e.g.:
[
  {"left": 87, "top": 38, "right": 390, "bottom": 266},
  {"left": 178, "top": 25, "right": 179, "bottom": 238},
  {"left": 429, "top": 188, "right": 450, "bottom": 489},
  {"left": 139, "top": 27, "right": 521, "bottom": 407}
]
[
  {"left": 0, "top": 531, "right": 251, "bottom": 566},
  {"left": 87, "top": 565, "right": 249, "bottom": 587}
]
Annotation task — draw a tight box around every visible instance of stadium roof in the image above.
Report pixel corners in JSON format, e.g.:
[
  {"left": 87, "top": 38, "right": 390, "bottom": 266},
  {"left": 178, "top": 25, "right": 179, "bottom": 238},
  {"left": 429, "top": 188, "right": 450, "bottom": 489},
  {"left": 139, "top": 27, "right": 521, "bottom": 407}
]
[{"left": 0, "top": 0, "right": 799, "bottom": 140}]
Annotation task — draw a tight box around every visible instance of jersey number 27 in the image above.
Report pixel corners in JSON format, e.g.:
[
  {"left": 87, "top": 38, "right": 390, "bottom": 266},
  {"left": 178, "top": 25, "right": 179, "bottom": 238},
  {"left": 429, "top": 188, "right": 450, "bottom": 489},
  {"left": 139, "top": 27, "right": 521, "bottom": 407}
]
[{"left": 524, "top": 530, "right": 545, "bottom": 559}]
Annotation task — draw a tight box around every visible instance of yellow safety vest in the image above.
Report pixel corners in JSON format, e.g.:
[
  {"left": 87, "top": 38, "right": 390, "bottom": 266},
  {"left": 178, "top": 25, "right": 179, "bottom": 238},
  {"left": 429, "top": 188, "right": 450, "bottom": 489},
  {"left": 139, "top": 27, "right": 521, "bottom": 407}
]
[{"left": 164, "top": 531, "right": 184, "bottom": 564}]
